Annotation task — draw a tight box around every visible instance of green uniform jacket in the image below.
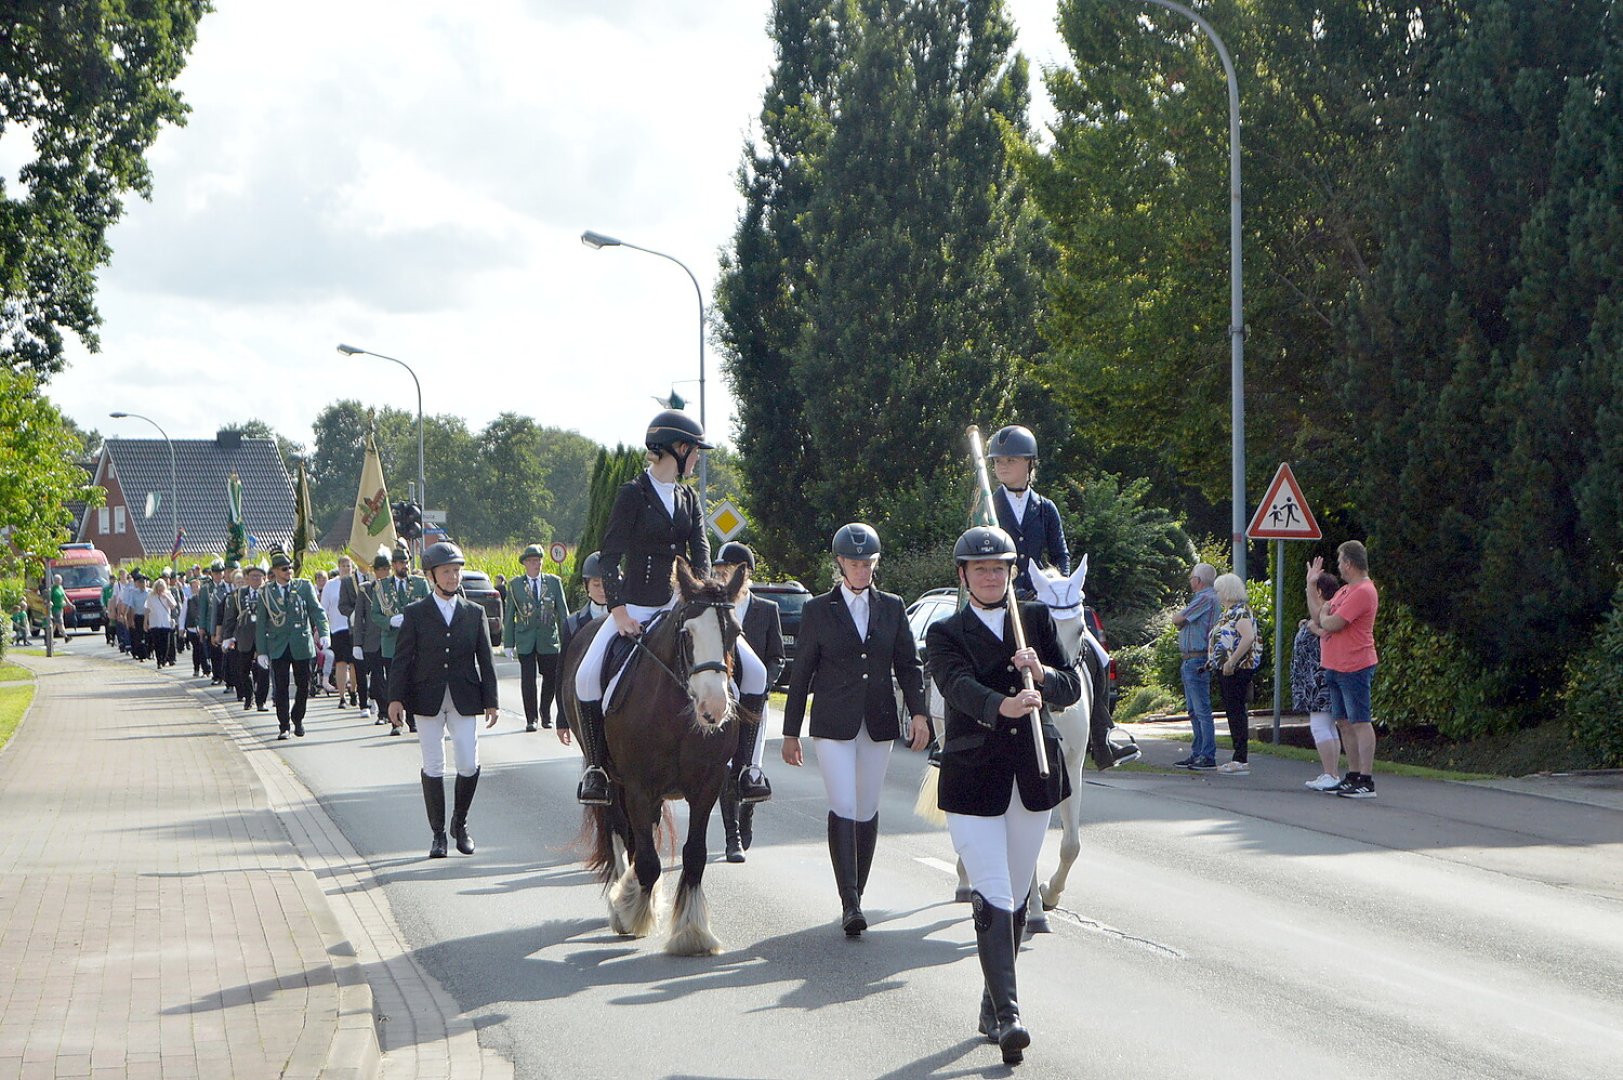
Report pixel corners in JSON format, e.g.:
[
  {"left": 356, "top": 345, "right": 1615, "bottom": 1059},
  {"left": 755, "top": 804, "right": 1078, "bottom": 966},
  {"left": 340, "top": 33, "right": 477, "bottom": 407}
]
[
  {"left": 351, "top": 579, "right": 383, "bottom": 654},
  {"left": 256, "top": 579, "right": 329, "bottom": 661},
  {"left": 369, "top": 573, "right": 430, "bottom": 658},
  {"left": 502, "top": 573, "right": 568, "bottom": 655}
]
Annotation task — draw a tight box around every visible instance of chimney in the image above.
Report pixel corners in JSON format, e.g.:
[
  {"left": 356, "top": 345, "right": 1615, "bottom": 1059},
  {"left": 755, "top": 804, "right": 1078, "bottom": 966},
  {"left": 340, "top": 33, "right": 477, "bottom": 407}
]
[{"left": 216, "top": 429, "right": 242, "bottom": 451}]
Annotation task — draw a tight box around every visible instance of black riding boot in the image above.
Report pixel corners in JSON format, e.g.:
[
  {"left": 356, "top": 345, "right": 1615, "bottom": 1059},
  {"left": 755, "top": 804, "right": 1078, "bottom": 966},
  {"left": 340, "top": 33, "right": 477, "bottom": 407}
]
[
  {"left": 449, "top": 768, "right": 480, "bottom": 855},
  {"left": 421, "top": 771, "right": 448, "bottom": 859},
  {"left": 1084, "top": 648, "right": 1140, "bottom": 770},
  {"left": 973, "top": 891, "right": 1030, "bottom": 1064},
  {"left": 854, "top": 813, "right": 878, "bottom": 898},
  {"left": 828, "top": 812, "right": 865, "bottom": 936},
  {"left": 734, "top": 693, "right": 772, "bottom": 803},
  {"left": 720, "top": 777, "right": 745, "bottom": 863},
  {"left": 738, "top": 801, "right": 755, "bottom": 851},
  {"left": 575, "top": 700, "right": 612, "bottom": 806}
]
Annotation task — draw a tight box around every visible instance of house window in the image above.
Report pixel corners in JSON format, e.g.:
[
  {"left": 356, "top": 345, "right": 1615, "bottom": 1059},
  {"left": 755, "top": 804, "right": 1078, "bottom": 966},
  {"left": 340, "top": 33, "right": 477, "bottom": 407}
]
[
  {"left": 99, "top": 507, "right": 110, "bottom": 533},
  {"left": 114, "top": 506, "right": 126, "bottom": 534}
]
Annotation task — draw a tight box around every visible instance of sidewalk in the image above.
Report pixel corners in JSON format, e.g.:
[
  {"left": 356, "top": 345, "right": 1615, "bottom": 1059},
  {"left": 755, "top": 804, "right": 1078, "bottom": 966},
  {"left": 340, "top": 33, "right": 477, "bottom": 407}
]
[{"left": 0, "top": 650, "right": 378, "bottom": 1080}]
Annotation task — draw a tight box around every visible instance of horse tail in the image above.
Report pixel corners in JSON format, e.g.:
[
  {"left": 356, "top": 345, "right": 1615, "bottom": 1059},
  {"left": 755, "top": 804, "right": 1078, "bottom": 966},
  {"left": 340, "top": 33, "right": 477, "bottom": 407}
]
[
  {"left": 654, "top": 801, "right": 678, "bottom": 861},
  {"left": 914, "top": 762, "right": 947, "bottom": 827},
  {"left": 580, "top": 804, "right": 617, "bottom": 886}
]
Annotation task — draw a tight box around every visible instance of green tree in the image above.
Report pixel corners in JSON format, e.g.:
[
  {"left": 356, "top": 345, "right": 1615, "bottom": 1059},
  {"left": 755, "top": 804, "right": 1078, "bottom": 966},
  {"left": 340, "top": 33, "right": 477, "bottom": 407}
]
[
  {"left": 570, "top": 445, "right": 645, "bottom": 597},
  {"left": 306, "top": 401, "right": 416, "bottom": 531},
  {"left": 463, "top": 412, "right": 555, "bottom": 546},
  {"left": 0, "top": 372, "right": 105, "bottom": 568},
  {"left": 1, "top": 1, "right": 209, "bottom": 375}
]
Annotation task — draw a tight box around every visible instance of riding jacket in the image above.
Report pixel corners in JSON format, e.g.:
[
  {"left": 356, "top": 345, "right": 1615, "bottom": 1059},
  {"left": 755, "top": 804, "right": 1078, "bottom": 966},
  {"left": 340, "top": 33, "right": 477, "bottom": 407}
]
[
  {"left": 993, "top": 487, "right": 1069, "bottom": 598},
  {"left": 600, "top": 471, "right": 710, "bottom": 610},
  {"left": 782, "top": 587, "right": 927, "bottom": 742},
  {"left": 925, "top": 601, "right": 1078, "bottom": 816}
]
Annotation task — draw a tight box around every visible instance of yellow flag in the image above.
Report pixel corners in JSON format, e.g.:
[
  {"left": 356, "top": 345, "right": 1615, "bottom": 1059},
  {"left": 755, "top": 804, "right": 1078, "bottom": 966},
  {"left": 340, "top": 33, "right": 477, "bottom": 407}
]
[{"left": 348, "top": 433, "right": 398, "bottom": 555}]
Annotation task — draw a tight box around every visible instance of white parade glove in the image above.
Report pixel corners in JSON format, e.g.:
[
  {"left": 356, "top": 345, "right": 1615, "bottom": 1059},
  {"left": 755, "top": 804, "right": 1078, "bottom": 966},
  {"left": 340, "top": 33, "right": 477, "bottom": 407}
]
[
  {"left": 353, "top": 646, "right": 365, "bottom": 660},
  {"left": 256, "top": 654, "right": 269, "bottom": 671},
  {"left": 389, "top": 614, "right": 404, "bottom": 629},
  {"left": 503, "top": 647, "right": 515, "bottom": 659},
  {"left": 319, "top": 636, "right": 331, "bottom": 651},
  {"left": 224, "top": 640, "right": 236, "bottom": 651}
]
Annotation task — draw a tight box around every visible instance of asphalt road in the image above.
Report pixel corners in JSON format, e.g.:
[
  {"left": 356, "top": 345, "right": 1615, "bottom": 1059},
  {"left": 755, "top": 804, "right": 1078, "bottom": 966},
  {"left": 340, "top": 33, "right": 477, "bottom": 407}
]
[{"left": 262, "top": 663, "right": 1623, "bottom": 1080}]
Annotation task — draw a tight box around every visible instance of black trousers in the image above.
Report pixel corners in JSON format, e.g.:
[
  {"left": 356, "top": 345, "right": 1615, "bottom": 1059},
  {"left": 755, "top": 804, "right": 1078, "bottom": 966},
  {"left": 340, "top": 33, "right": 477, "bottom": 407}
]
[
  {"left": 367, "top": 652, "right": 389, "bottom": 707},
  {"left": 146, "top": 627, "right": 176, "bottom": 667},
  {"left": 518, "top": 651, "right": 561, "bottom": 723},
  {"left": 210, "top": 639, "right": 226, "bottom": 680},
  {"left": 237, "top": 649, "right": 269, "bottom": 707},
  {"left": 130, "top": 615, "right": 148, "bottom": 659},
  {"left": 189, "top": 630, "right": 210, "bottom": 675},
  {"left": 1217, "top": 668, "right": 1254, "bottom": 763},
  {"left": 270, "top": 653, "right": 311, "bottom": 727},
  {"left": 352, "top": 648, "right": 369, "bottom": 708}
]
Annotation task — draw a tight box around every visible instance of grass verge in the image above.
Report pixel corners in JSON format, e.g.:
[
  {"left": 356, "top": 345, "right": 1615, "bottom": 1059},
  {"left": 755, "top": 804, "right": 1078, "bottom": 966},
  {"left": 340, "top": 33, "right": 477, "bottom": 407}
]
[
  {"left": 0, "top": 683, "right": 35, "bottom": 754},
  {"left": 0, "top": 661, "right": 34, "bottom": 682}
]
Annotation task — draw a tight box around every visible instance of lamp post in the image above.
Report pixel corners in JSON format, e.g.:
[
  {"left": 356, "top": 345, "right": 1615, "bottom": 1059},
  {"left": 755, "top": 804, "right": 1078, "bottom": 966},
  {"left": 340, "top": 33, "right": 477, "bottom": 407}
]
[
  {"left": 580, "top": 229, "right": 710, "bottom": 507},
  {"left": 1120, "top": 0, "right": 1247, "bottom": 578},
  {"left": 109, "top": 411, "right": 176, "bottom": 562},
  {"left": 337, "top": 344, "right": 426, "bottom": 519}
]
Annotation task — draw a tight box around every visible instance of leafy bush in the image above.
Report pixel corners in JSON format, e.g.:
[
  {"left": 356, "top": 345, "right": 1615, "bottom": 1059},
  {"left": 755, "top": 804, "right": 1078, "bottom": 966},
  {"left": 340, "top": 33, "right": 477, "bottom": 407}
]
[
  {"left": 1112, "top": 640, "right": 1158, "bottom": 691},
  {"left": 1562, "top": 585, "right": 1623, "bottom": 767},
  {"left": 1369, "top": 599, "right": 1531, "bottom": 738},
  {"left": 1115, "top": 684, "right": 1180, "bottom": 722}
]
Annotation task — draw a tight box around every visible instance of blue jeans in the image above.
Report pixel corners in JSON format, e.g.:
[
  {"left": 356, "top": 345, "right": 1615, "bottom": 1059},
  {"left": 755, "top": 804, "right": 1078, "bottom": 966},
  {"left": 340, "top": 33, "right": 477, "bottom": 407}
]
[
  {"left": 1181, "top": 657, "right": 1215, "bottom": 761},
  {"left": 1326, "top": 664, "right": 1377, "bottom": 723}
]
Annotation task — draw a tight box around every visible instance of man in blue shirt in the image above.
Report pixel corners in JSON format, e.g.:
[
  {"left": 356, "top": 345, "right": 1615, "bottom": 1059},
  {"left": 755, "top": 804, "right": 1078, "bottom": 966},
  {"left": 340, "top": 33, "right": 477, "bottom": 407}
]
[{"left": 1170, "top": 563, "right": 1219, "bottom": 768}]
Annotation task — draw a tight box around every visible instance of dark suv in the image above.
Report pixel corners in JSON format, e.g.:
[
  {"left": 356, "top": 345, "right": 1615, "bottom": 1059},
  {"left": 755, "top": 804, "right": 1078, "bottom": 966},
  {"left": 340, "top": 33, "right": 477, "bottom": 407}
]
[
  {"left": 751, "top": 580, "right": 813, "bottom": 687},
  {"left": 458, "top": 570, "right": 504, "bottom": 644}
]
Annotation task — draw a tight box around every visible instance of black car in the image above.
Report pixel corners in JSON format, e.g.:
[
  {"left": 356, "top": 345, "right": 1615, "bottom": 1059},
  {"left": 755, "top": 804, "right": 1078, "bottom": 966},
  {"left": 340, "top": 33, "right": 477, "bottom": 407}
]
[
  {"left": 751, "top": 580, "right": 812, "bottom": 687},
  {"left": 458, "top": 570, "right": 504, "bottom": 644}
]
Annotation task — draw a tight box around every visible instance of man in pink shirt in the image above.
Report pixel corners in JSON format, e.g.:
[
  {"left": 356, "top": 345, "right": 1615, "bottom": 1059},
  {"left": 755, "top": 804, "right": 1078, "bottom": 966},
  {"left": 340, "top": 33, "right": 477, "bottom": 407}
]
[{"left": 1307, "top": 541, "right": 1380, "bottom": 798}]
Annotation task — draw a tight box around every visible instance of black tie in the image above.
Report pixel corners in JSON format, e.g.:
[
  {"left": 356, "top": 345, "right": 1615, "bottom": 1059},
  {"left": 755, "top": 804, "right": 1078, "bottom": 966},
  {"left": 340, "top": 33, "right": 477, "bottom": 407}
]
[{"left": 533, "top": 579, "right": 540, "bottom": 603}]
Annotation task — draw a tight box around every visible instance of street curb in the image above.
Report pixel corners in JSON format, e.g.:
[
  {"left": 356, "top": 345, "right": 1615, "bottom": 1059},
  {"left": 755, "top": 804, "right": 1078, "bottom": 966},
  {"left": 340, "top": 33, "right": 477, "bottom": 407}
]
[
  {"left": 0, "top": 659, "right": 40, "bottom": 765},
  {"left": 179, "top": 675, "right": 383, "bottom": 1080}
]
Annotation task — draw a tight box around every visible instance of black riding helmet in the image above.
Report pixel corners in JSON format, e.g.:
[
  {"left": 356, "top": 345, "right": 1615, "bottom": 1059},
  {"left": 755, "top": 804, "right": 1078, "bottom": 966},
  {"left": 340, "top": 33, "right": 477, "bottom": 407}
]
[
  {"left": 579, "top": 550, "right": 603, "bottom": 579},
  {"left": 422, "top": 541, "right": 465, "bottom": 573},
  {"left": 954, "top": 525, "right": 1018, "bottom": 562},
  {"left": 986, "top": 425, "right": 1039, "bottom": 460},
  {"left": 646, "top": 409, "right": 712, "bottom": 478},
  {"left": 832, "top": 523, "right": 881, "bottom": 560},
  {"left": 715, "top": 541, "right": 755, "bottom": 570}
]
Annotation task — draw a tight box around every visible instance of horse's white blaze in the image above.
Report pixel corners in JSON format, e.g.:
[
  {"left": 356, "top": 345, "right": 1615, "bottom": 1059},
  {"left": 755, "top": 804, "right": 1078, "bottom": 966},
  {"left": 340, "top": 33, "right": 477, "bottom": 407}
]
[{"left": 683, "top": 608, "right": 732, "bottom": 727}]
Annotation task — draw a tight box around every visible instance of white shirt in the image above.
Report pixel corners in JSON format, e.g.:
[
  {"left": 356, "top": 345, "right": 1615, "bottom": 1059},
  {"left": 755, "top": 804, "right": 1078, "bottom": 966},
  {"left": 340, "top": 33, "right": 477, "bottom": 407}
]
[
  {"left": 734, "top": 592, "right": 751, "bottom": 627},
  {"left": 144, "top": 592, "right": 173, "bottom": 629},
  {"left": 321, "top": 576, "right": 349, "bottom": 633},
  {"left": 432, "top": 592, "right": 458, "bottom": 626},
  {"left": 839, "top": 583, "right": 869, "bottom": 641},
  {"left": 647, "top": 469, "right": 677, "bottom": 518},
  {"left": 522, "top": 574, "right": 545, "bottom": 604},
  {"left": 970, "top": 603, "right": 1006, "bottom": 639},
  {"left": 1001, "top": 485, "right": 1031, "bottom": 522}
]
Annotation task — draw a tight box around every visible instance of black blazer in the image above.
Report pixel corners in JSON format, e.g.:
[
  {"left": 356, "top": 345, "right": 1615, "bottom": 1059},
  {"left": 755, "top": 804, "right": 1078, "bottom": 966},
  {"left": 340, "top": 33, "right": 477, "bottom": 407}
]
[
  {"left": 782, "top": 587, "right": 927, "bottom": 741},
  {"left": 387, "top": 595, "right": 499, "bottom": 718},
  {"left": 740, "top": 593, "right": 786, "bottom": 685},
  {"left": 559, "top": 605, "right": 595, "bottom": 658},
  {"left": 600, "top": 472, "right": 709, "bottom": 609},
  {"left": 925, "top": 602, "right": 1079, "bottom": 816},
  {"left": 994, "top": 487, "right": 1069, "bottom": 597}
]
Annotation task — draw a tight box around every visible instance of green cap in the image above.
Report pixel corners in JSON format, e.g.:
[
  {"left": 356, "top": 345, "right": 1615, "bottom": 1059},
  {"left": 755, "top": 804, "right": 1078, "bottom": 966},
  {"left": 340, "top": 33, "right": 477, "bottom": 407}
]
[
  {"left": 269, "top": 553, "right": 293, "bottom": 570},
  {"left": 521, "top": 543, "right": 546, "bottom": 561}
]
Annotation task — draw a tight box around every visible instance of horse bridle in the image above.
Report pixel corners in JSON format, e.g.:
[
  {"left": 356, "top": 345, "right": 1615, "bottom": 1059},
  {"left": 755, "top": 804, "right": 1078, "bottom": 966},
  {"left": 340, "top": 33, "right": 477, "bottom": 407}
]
[{"left": 633, "top": 597, "right": 740, "bottom": 707}]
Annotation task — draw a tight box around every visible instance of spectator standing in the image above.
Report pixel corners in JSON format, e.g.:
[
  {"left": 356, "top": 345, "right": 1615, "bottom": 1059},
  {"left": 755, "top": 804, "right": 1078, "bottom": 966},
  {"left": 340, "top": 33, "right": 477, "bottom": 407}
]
[
  {"left": 1170, "top": 563, "right": 1220, "bottom": 769},
  {"left": 1293, "top": 571, "right": 1344, "bottom": 790},
  {"left": 1209, "top": 573, "right": 1261, "bottom": 775},
  {"left": 1308, "top": 542, "right": 1381, "bottom": 799},
  {"left": 50, "top": 575, "right": 68, "bottom": 641}
]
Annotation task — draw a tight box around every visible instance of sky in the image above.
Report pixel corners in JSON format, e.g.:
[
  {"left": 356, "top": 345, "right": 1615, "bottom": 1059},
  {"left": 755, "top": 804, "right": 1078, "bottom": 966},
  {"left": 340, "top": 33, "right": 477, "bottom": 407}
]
[{"left": 31, "top": 1, "right": 1071, "bottom": 458}]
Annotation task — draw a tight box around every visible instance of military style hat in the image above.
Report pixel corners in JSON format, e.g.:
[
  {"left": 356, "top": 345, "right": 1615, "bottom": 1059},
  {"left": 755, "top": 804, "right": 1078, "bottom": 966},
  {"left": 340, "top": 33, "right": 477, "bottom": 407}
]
[
  {"left": 714, "top": 541, "right": 756, "bottom": 570},
  {"left": 268, "top": 553, "right": 293, "bottom": 570},
  {"left": 372, "top": 545, "right": 392, "bottom": 570},
  {"left": 224, "top": 559, "right": 240, "bottom": 571},
  {"left": 520, "top": 543, "right": 546, "bottom": 562},
  {"left": 391, "top": 545, "right": 410, "bottom": 563},
  {"left": 986, "top": 425, "right": 1039, "bottom": 460},
  {"left": 832, "top": 523, "right": 881, "bottom": 560},
  {"left": 210, "top": 558, "right": 226, "bottom": 571},
  {"left": 954, "top": 525, "right": 1018, "bottom": 562},
  {"left": 245, "top": 561, "right": 267, "bottom": 577},
  {"left": 579, "top": 551, "right": 603, "bottom": 580},
  {"left": 130, "top": 569, "right": 147, "bottom": 582},
  {"left": 422, "top": 541, "right": 465, "bottom": 573}
]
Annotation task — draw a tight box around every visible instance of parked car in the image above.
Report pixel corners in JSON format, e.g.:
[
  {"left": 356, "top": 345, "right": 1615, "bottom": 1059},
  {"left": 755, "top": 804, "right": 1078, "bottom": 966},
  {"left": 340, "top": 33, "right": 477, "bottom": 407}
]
[
  {"left": 457, "top": 569, "right": 505, "bottom": 645},
  {"left": 25, "top": 544, "right": 111, "bottom": 635},
  {"left": 751, "top": 580, "right": 812, "bottom": 687}
]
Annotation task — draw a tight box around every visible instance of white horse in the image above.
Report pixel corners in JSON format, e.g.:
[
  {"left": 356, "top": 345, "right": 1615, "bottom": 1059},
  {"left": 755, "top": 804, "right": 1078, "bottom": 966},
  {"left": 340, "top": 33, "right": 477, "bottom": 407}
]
[{"left": 915, "top": 558, "right": 1109, "bottom": 935}]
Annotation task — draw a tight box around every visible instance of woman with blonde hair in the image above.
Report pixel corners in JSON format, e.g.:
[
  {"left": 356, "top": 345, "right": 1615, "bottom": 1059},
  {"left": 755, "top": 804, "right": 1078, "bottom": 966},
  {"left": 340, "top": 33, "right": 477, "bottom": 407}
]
[{"left": 1209, "top": 573, "right": 1261, "bottom": 775}]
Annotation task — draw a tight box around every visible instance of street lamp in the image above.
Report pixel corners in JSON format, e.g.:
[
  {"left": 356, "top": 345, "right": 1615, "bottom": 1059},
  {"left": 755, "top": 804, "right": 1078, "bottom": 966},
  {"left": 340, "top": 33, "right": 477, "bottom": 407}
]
[
  {"left": 109, "top": 411, "right": 176, "bottom": 562},
  {"left": 580, "top": 229, "right": 710, "bottom": 506},
  {"left": 1117, "top": 0, "right": 1248, "bottom": 578},
  {"left": 336, "top": 344, "right": 426, "bottom": 516}
]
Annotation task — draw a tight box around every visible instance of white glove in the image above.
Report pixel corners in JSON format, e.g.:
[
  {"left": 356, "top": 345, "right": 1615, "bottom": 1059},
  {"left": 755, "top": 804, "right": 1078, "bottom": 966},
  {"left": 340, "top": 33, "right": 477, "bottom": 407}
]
[
  {"left": 224, "top": 640, "right": 236, "bottom": 651},
  {"left": 389, "top": 614, "right": 404, "bottom": 629},
  {"left": 353, "top": 646, "right": 365, "bottom": 660},
  {"left": 503, "top": 647, "right": 515, "bottom": 659},
  {"left": 319, "top": 636, "right": 331, "bottom": 652},
  {"left": 256, "top": 654, "right": 269, "bottom": 671}
]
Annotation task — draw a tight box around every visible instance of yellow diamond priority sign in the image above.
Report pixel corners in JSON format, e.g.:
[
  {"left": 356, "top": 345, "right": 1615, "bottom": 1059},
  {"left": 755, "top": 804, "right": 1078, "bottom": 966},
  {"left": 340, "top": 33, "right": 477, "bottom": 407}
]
[{"left": 706, "top": 500, "right": 747, "bottom": 543}]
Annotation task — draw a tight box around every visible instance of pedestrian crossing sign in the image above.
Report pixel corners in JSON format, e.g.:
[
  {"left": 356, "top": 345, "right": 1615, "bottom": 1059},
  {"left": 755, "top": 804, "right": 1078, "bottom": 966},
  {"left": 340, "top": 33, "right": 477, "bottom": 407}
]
[
  {"left": 707, "top": 500, "right": 747, "bottom": 542},
  {"left": 1246, "top": 462, "right": 1322, "bottom": 540}
]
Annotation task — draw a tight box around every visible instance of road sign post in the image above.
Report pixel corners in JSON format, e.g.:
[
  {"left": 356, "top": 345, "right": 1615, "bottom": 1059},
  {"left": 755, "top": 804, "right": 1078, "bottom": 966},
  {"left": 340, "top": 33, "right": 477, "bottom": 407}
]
[{"left": 1247, "top": 463, "right": 1323, "bottom": 745}]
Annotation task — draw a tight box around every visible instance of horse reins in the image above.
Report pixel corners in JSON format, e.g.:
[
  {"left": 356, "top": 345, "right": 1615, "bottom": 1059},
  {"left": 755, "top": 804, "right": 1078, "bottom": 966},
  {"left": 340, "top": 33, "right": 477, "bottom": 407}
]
[{"left": 632, "top": 598, "right": 738, "bottom": 708}]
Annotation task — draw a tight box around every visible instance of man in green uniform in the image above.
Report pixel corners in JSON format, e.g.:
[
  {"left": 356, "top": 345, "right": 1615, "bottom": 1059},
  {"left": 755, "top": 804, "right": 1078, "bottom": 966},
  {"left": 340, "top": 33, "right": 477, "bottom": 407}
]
[
  {"left": 222, "top": 561, "right": 270, "bottom": 714},
  {"left": 370, "top": 546, "right": 429, "bottom": 733},
  {"left": 256, "top": 553, "right": 329, "bottom": 739},
  {"left": 502, "top": 543, "right": 570, "bottom": 732}
]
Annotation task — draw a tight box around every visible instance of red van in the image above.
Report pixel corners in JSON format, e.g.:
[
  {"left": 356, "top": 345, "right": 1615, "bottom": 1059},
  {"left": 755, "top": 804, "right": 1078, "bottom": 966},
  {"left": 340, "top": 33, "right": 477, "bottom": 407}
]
[{"left": 48, "top": 543, "right": 112, "bottom": 633}]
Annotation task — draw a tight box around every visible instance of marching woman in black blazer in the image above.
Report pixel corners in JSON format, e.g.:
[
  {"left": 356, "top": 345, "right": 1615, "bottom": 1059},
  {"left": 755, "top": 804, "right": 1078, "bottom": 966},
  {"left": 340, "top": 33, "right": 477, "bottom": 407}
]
[
  {"left": 926, "top": 525, "right": 1080, "bottom": 1066},
  {"left": 782, "top": 523, "right": 931, "bottom": 935},
  {"left": 712, "top": 542, "right": 786, "bottom": 862},
  {"left": 387, "top": 542, "right": 500, "bottom": 860}
]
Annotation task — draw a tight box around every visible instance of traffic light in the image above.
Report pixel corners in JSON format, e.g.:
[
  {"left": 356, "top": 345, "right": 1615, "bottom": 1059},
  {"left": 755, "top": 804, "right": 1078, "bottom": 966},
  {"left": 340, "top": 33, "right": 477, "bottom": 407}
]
[
  {"left": 399, "top": 502, "right": 423, "bottom": 541},
  {"left": 391, "top": 500, "right": 409, "bottom": 538}
]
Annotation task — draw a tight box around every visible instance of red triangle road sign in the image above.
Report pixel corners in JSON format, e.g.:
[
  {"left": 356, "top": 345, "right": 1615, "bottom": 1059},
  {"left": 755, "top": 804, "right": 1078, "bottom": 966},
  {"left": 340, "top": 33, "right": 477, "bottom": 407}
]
[{"left": 1247, "top": 462, "right": 1322, "bottom": 540}]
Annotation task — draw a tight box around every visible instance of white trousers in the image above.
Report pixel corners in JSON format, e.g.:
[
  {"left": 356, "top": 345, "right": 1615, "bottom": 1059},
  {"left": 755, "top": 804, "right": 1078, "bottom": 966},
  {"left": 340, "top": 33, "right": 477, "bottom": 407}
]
[
  {"left": 417, "top": 688, "right": 480, "bottom": 778},
  {"left": 812, "top": 727, "right": 893, "bottom": 822},
  {"left": 946, "top": 780, "right": 1052, "bottom": 911},
  {"left": 574, "top": 600, "right": 767, "bottom": 702}
]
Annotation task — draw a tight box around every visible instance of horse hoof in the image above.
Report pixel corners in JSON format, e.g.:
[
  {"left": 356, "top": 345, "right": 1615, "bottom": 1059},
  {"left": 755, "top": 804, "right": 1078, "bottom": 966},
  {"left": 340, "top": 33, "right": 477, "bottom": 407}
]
[
  {"left": 954, "top": 887, "right": 974, "bottom": 903},
  {"left": 1026, "top": 919, "right": 1051, "bottom": 936},
  {"left": 1038, "top": 884, "right": 1059, "bottom": 911}
]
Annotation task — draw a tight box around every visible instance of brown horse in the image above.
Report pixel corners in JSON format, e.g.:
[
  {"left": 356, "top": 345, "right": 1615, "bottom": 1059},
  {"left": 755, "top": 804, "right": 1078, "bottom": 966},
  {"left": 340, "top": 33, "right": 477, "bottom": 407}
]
[{"left": 564, "top": 559, "right": 750, "bottom": 955}]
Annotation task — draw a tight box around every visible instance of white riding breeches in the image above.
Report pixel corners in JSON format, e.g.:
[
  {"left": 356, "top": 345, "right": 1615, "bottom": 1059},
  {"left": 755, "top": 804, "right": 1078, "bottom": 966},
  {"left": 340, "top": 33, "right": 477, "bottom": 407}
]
[
  {"left": 812, "top": 727, "right": 893, "bottom": 822},
  {"left": 946, "top": 780, "right": 1052, "bottom": 911},
  {"left": 574, "top": 600, "right": 768, "bottom": 702},
  {"left": 417, "top": 688, "right": 480, "bottom": 778}
]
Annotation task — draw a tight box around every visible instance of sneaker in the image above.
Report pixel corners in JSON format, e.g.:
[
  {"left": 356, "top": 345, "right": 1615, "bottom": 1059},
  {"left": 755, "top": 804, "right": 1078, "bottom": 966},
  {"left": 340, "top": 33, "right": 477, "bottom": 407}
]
[
  {"left": 1338, "top": 775, "right": 1377, "bottom": 799},
  {"left": 1216, "top": 760, "right": 1250, "bottom": 775},
  {"left": 1189, "top": 758, "right": 1218, "bottom": 770},
  {"left": 1326, "top": 772, "right": 1358, "bottom": 795},
  {"left": 1173, "top": 755, "right": 1197, "bottom": 769},
  {"left": 1306, "top": 773, "right": 1342, "bottom": 791}
]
